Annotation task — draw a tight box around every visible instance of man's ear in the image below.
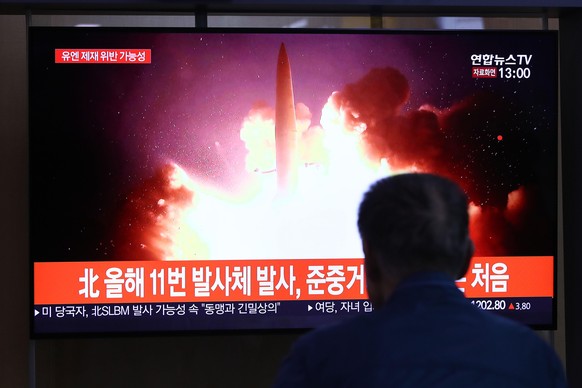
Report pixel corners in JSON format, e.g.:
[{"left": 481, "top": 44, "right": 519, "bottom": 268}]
[
  {"left": 457, "top": 238, "right": 474, "bottom": 280},
  {"left": 363, "top": 240, "right": 382, "bottom": 283},
  {"left": 362, "top": 240, "right": 386, "bottom": 308}
]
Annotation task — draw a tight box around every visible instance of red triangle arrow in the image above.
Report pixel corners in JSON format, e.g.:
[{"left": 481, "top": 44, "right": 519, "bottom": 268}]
[{"left": 509, "top": 303, "right": 515, "bottom": 310}]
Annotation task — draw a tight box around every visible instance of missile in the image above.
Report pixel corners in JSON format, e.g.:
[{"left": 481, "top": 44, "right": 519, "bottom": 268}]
[{"left": 275, "top": 43, "right": 299, "bottom": 193}]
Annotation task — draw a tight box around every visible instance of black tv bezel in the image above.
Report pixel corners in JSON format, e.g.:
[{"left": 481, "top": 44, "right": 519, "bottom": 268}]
[{"left": 28, "top": 26, "right": 559, "bottom": 338}]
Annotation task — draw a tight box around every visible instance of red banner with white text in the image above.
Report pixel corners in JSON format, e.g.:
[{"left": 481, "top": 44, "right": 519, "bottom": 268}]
[{"left": 34, "top": 256, "right": 553, "bottom": 305}]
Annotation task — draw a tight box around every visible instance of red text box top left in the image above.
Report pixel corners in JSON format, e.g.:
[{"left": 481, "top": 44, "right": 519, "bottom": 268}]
[{"left": 55, "top": 49, "right": 151, "bottom": 64}]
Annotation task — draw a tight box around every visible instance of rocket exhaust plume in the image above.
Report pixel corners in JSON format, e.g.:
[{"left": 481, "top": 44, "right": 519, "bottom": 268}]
[{"left": 275, "top": 43, "right": 299, "bottom": 193}]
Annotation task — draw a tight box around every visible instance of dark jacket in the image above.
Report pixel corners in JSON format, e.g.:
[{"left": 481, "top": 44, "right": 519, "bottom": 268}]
[{"left": 273, "top": 272, "right": 567, "bottom": 387}]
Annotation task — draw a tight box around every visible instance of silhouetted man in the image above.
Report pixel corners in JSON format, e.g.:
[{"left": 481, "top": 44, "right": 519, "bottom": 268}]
[{"left": 273, "top": 173, "right": 566, "bottom": 387}]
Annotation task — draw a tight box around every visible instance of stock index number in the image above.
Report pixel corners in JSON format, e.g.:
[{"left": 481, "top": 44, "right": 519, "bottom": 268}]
[{"left": 471, "top": 300, "right": 506, "bottom": 311}]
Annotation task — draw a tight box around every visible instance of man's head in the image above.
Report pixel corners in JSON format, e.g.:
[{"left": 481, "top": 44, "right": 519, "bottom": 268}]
[{"left": 358, "top": 173, "right": 474, "bottom": 307}]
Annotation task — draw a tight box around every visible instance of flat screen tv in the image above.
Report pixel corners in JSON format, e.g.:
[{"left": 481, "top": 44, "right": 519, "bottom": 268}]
[{"left": 30, "top": 27, "right": 558, "bottom": 336}]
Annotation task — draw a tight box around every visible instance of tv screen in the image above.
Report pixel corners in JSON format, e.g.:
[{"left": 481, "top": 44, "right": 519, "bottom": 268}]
[{"left": 30, "top": 27, "right": 558, "bottom": 336}]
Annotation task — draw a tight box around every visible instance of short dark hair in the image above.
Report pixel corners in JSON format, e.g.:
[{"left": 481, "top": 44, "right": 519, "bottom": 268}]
[{"left": 357, "top": 173, "right": 471, "bottom": 277}]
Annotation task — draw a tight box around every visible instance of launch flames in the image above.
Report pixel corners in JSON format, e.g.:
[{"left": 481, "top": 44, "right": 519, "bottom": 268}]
[
  {"left": 30, "top": 30, "right": 557, "bottom": 264},
  {"left": 113, "top": 46, "right": 553, "bottom": 262}
]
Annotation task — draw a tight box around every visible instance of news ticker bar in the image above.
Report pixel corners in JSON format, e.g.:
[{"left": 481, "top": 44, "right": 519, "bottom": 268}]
[
  {"left": 34, "top": 257, "right": 554, "bottom": 305},
  {"left": 33, "top": 297, "right": 554, "bottom": 334}
]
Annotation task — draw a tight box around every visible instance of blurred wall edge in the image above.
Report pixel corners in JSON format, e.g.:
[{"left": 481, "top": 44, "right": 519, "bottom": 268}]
[{"left": 0, "top": 13, "right": 30, "bottom": 388}]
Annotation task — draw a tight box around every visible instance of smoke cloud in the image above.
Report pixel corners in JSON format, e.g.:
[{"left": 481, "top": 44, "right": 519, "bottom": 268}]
[{"left": 331, "top": 67, "right": 551, "bottom": 256}]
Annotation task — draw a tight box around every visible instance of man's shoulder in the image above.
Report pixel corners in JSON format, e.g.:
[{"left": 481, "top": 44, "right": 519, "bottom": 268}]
[
  {"left": 298, "top": 295, "right": 561, "bottom": 369},
  {"left": 274, "top": 298, "right": 566, "bottom": 388},
  {"left": 272, "top": 314, "right": 380, "bottom": 387}
]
